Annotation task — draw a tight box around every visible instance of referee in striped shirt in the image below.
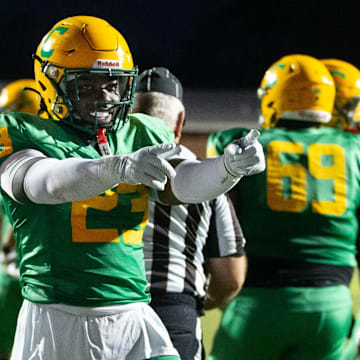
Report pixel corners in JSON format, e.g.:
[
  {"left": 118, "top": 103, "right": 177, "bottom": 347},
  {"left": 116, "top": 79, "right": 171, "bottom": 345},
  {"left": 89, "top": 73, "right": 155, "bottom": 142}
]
[{"left": 132, "top": 67, "right": 247, "bottom": 360}]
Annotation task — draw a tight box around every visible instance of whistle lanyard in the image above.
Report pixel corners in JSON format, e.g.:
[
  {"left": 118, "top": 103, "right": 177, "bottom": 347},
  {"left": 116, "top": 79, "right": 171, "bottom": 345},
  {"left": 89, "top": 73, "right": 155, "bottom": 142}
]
[{"left": 96, "top": 128, "right": 113, "bottom": 156}]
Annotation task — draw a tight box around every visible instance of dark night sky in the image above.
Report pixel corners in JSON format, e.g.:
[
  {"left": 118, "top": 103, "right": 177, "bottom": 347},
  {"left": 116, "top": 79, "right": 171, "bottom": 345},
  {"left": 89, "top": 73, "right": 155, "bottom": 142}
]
[{"left": 1, "top": 1, "right": 359, "bottom": 89}]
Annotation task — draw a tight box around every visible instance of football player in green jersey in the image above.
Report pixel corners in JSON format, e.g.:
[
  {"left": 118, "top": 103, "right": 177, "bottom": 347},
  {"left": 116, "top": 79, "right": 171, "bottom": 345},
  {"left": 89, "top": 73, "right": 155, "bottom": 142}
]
[
  {"left": 0, "top": 204, "right": 21, "bottom": 360},
  {"left": 321, "top": 58, "right": 360, "bottom": 360},
  {"left": 0, "top": 79, "right": 40, "bottom": 360},
  {"left": 207, "top": 54, "right": 360, "bottom": 360},
  {"left": 0, "top": 16, "right": 265, "bottom": 360}
]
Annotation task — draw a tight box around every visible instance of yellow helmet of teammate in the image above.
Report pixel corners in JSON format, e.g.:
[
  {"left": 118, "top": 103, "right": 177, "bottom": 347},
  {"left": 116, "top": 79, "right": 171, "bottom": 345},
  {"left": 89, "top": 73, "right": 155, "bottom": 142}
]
[
  {"left": 321, "top": 58, "right": 360, "bottom": 132},
  {"left": 0, "top": 79, "right": 40, "bottom": 115},
  {"left": 33, "top": 15, "right": 137, "bottom": 136},
  {"left": 257, "top": 54, "right": 335, "bottom": 129}
]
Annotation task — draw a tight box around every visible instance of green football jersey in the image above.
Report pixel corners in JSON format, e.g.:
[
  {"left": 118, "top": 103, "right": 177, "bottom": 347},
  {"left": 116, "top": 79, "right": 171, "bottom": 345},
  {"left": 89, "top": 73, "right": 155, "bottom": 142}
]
[
  {"left": 0, "top": 112, "right": 174, "bottom": 306},
  {"left": 207, "top": 126, "right": 360, "bottom": 266},
  {"left": 0, "top": 196, "right": 12, "bottom": 240}
]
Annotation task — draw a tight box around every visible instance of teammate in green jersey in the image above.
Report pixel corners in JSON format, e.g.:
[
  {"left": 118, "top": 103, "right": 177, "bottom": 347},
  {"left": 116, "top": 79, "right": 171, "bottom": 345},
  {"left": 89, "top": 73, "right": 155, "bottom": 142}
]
[
  {"left": 207, "top": 54, "right": 360, "bottom": 360},
  {"left": 0, "top": 79, "right": 40, "bottom": 360},
  {"left": 0, "top": 16, "right": 265, "bottom": 360},
  {"left": 321, "top": 58, "right": 360, "bottom": 360},
  {"left": 0, "top": 203, "right": 21, "bottom": 360}
]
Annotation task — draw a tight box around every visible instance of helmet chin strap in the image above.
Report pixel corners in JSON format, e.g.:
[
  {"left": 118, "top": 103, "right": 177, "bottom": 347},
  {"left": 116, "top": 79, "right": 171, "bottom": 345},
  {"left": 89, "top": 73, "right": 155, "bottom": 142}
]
[{"left": 22, "top": 87, "right": 49, "bottom": 118}]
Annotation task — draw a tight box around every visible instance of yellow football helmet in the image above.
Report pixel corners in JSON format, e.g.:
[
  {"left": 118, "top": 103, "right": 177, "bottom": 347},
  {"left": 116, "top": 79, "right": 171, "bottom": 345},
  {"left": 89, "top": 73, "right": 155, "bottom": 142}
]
[
  {"left": 0, "top": 79, "right": 40, "bottom": 115},
  {"left": 33, "top": 15, "right": 137, "bottom": 136},
  {"left": 257, "top": 54, "right": 335, "bottom": 129},
  {"left": 321, "top": 58, "right": 360, "bottom": 132}
]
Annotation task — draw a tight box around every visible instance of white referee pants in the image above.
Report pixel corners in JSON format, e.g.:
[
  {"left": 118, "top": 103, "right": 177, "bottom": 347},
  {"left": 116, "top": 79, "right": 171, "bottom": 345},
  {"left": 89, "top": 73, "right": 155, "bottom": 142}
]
[{"left": 11, "top": 300, "right": 179, "bottom": 360}]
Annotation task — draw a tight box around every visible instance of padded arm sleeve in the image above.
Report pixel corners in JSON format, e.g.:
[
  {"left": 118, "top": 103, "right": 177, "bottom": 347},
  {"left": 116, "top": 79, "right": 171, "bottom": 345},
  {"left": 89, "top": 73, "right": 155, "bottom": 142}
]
[
  {"left": 0, "top": 149, "right": 47, "bottom": 203},
  {"left": 23, "top": 157, "right": 120, "bottom": 204},
  {"left": 170, "top": 156, "right": 240, "bottom": 203},
  {"left": 0, "top": 150, "right": 125, "bottom": 204}
]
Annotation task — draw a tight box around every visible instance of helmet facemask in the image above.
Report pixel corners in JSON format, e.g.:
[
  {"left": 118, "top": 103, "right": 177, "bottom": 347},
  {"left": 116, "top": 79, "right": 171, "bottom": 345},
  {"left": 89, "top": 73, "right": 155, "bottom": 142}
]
[
  {"left": 34, "top": 16, "right": 138, "bottom": 137},
  {"left": 36, "top": 56, "right": 137, "bottom": 136}
]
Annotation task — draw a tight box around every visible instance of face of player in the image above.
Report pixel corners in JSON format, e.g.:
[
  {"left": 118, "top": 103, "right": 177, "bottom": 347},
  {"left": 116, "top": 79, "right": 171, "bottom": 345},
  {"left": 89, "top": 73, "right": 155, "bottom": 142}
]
[{"left": 67, "top": 75, "right": 128, "bottom": 127}]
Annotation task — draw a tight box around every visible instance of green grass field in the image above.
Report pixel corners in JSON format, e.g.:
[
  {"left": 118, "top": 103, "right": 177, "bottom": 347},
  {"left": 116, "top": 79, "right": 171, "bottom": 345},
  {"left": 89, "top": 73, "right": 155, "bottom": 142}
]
[
  {"left": 201, "top": 308, "right": 222, "bottom": 357},
  {"left": 200, "top": 268, "right": 360, "bottom": 359}
]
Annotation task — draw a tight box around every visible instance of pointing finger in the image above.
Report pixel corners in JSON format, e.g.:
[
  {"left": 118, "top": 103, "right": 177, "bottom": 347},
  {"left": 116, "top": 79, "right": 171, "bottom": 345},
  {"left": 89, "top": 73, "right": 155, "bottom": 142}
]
[{"left": 239, "top": 129, "right": 260, "bottom": 148}]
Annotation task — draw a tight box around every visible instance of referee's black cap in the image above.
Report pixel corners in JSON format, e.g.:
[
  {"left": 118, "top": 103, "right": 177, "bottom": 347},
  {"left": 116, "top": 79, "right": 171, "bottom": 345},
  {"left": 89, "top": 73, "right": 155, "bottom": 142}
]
[{"left": 135, "top": 67, "right": 183, "bottom": 101}]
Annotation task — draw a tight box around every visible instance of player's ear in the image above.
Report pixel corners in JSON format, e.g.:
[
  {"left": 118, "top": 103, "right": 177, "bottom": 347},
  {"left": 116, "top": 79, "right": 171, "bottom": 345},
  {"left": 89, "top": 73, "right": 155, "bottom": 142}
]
[{"left": 174, "top": 110, "right": 185, "bottom": 143}]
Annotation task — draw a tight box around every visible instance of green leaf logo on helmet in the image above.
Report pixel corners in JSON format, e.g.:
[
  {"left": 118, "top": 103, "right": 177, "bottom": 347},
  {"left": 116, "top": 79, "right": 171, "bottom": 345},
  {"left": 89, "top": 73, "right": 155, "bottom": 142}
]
[{"left": 40, "top": 26, "right": 69, "bottom": 59}]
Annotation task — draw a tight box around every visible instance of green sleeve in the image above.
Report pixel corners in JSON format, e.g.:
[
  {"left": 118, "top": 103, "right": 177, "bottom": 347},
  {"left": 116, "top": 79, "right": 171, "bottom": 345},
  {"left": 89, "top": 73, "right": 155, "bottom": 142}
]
[
  {"left": 127, "top": 113, "right": 175, "bottom": 151},
  {"left": 0, "top": 113, "right": 41, "bottom": 167}
]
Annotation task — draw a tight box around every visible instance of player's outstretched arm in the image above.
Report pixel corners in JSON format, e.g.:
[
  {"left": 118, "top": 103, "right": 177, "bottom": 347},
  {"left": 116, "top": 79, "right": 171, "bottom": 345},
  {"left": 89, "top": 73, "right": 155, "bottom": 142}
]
[
  {"left": 0, "top": 144, "right": 179, "bottom": 204},
  {"left": 159, "top": 129, "right": 265, "bottom": 204}
]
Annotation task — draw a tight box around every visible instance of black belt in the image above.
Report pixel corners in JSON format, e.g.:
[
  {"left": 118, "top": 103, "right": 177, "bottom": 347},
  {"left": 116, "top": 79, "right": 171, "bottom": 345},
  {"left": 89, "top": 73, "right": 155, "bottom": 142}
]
[
  {"left": 149, "top": 292, "right": 205, "bottom": 315},
  {"left": 244, "top": 256, "right": 354, "bottom": 288}
]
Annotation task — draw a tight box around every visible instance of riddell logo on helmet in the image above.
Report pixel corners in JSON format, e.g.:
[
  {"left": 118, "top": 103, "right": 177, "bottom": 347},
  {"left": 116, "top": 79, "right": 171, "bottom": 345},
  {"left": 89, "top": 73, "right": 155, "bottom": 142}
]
[{"left": 93, "top": 60, "right": 121, "bottom": 69}]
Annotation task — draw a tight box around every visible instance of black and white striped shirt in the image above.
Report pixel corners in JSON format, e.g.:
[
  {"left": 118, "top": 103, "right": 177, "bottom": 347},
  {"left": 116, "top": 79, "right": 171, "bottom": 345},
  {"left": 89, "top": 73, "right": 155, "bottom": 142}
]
[{"left": 143, "top": 146, "right": 245, "bottom": 300}]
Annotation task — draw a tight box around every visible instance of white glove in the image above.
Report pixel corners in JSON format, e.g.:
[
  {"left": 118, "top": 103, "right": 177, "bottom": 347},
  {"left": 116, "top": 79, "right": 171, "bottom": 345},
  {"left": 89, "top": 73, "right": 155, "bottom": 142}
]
[
  {"left": 118, "top": 143, "right": 180, "bottom": 190},
  {"left": 223, "top": 129, "right": 265, "bottom": 177}
]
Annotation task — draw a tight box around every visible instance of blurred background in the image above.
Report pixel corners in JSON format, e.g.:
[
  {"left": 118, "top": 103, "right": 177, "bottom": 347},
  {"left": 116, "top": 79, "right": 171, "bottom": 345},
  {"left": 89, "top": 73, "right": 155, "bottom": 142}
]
[{"left": 2, "top": 0, "right": 359, "bottom": 356}]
